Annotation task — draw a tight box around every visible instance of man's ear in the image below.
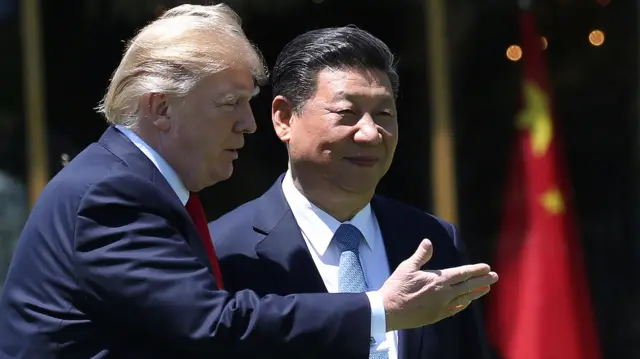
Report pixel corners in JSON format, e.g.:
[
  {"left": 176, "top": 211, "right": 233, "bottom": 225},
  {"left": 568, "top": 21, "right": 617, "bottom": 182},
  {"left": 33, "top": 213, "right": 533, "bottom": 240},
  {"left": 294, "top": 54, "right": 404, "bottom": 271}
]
[
  {"left": 272, "top": 95, "right": 295, "bottom": 143},
  {"left": 139, "top": 93, "right": 170, "bottom": 131}
]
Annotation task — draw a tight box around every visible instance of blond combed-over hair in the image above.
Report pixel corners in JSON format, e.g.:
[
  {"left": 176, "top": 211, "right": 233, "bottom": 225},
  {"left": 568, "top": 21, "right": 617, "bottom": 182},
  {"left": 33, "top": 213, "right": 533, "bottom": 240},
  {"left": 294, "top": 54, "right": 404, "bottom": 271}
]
[{"left": 96, "top": 3, "right": 267, "bottom": 128}]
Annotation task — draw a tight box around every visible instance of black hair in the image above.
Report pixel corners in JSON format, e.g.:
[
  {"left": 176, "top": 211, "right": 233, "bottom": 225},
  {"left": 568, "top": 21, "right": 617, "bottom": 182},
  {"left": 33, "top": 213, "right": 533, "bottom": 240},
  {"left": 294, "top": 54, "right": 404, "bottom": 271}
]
[{"left": 271, "top": 26, "right": 399, "bottom": 113}]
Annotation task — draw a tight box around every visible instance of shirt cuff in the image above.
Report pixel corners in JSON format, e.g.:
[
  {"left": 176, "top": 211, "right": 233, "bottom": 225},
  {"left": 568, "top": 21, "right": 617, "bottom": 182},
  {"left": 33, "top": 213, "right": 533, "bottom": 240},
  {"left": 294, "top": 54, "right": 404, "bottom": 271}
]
[{"left": 366, "top": 291, "right": 387, "bottom": 348}]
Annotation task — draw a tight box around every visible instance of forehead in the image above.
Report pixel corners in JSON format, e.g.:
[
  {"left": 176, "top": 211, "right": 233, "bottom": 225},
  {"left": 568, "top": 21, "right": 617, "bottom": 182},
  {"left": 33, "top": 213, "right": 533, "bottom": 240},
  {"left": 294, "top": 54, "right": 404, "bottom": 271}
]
[
  {"left": 313, "top": 67, "right": 394, "bottom": 101},
  {"left": 196, "top": 65, "right": 258, "bottom": 98}
]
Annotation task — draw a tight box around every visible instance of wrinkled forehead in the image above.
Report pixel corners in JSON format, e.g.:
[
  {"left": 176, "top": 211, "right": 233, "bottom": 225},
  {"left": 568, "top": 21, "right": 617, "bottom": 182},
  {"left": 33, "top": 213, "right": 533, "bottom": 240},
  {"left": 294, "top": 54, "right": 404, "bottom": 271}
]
[{"left": 197, "top": 66, "right": 261, "bottom": 99}]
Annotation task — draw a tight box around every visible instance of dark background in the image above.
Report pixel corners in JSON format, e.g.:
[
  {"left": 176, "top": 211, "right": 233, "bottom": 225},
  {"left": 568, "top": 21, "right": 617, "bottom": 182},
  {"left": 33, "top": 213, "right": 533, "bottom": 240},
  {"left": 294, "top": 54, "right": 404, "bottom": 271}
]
[{"left": 0, "top": 0, "right": 637, "bottom": 357}]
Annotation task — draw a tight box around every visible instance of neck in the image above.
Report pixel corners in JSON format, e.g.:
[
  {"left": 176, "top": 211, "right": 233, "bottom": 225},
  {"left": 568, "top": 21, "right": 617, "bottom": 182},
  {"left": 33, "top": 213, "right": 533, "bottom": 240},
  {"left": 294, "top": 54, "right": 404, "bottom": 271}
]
[
  {"left": 290, "top": 169, "right": 374, "bottom": 222},
  {"left": 132, "top": 126, "right": 199, "bottom": 192}
]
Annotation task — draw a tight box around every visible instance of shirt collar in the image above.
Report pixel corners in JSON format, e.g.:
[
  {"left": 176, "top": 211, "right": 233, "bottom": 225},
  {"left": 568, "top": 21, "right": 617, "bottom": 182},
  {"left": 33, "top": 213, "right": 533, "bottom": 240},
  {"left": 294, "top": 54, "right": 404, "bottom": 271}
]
[
  {"left": 281, "top": 169, "right": 377, "bottom": 256},
  {"left": 116, "top": 125, "right": 189, "bottom": 206}
]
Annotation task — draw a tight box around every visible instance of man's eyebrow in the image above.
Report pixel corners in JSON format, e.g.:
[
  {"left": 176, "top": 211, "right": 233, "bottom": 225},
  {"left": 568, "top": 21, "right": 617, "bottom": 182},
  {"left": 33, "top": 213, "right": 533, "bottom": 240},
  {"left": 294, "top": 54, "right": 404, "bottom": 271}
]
[
  {"left": 235, "top": 87, "right": 260, "bottom": 98},
  {"left": 218, "top": 87, "right": 260, "bottom": 101},
  {"left": 332, "top": 92, "right": 395, "bottom": 104}
]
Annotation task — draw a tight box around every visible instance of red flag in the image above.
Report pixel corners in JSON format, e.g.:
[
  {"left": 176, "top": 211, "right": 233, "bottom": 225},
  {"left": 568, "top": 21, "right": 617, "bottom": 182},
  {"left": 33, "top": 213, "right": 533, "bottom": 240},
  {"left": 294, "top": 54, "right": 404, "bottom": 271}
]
[{"left": 485, "top": 11, "right": 601, "bottom": 359}]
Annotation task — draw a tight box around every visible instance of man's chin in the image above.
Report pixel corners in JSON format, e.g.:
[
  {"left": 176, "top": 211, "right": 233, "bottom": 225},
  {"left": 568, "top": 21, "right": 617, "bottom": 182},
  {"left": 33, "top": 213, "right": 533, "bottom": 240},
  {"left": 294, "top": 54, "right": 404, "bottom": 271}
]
[
  {"left": 214, "top": 165, "right": 235, "bottom": 182},
  {"left": 198, "top": 166, "right": 234, "bottom": 190},
  {"left": 337, "top": 178, "right": 379, "bottom": 196}
]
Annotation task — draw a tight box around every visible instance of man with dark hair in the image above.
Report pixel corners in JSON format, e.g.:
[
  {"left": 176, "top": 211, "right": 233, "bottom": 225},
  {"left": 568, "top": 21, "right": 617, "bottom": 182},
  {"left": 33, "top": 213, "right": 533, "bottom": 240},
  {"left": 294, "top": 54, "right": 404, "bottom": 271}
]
[{"left": 210, "top": 26, "right": 493, "bottom": 359}]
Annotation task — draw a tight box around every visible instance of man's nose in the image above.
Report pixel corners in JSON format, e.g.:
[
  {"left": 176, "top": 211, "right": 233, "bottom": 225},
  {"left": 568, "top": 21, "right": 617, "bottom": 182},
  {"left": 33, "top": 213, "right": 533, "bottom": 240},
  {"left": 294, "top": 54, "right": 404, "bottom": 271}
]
[
  {"left": 235, "top": 103, "right": 257, "bottom": 134},
  {"left": 353, "top": 114, "right": 382, "bottom": 145}
]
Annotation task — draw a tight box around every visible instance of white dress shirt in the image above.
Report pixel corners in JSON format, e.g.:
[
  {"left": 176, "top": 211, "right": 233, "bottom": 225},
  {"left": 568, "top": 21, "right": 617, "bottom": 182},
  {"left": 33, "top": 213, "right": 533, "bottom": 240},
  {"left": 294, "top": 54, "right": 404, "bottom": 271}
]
[
  {"left": 282, "top": 170, "right": 399, "bottom": 359},
  {"left": 115, "top": 126, "right": 189, "bottom": 206}
]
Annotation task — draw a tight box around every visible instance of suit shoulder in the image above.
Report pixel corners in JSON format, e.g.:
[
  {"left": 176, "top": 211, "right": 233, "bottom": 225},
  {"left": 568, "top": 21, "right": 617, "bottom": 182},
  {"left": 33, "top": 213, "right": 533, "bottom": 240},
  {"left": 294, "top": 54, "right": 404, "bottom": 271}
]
[
  {"left": 209, "top": 198, "right": 262, "bottom": 257},
  {"left": 50, "top": 164, "right": 149, "bottom": 207},
  {"left": 37, "top": 149, "right": 170, "bottom": 224},
  {"left": 209, "top": 198, "right": 260, "bottom": 233},
  {"left": 374, "top": 195, "right": 456, "bottom": 235},
  {"left": 81, "top": 171, "right": 168, "bottom": 204},
  {"left": 33, "top": 147, "right": 123, "bottom": 210},
  {"left": 374, "top": 195, "right": 469, "bottom": 264}
]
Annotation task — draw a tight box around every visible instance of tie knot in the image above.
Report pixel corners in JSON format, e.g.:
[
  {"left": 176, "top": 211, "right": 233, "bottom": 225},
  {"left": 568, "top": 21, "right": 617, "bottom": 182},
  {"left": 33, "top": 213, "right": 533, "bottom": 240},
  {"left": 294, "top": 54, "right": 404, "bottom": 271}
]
[{"left": 333, "top": 224, "right": 363, "bottom": 253}]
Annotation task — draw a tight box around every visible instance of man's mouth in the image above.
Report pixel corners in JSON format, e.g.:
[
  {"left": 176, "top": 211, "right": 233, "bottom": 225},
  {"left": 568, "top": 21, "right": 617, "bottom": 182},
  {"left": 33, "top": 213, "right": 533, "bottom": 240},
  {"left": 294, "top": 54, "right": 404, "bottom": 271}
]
[
  {"left": 224, "top": 149, "right": 239, "bottom": 159},
  {"left": 344, "top": 156, "right": 380, "bottom": 167}
]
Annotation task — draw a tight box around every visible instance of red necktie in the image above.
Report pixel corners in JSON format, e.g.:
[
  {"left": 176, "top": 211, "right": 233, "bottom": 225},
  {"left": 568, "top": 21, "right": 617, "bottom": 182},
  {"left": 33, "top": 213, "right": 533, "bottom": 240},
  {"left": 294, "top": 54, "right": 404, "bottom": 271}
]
[{"left": 185, "top": 193, "right": 225, "bottom": 289}]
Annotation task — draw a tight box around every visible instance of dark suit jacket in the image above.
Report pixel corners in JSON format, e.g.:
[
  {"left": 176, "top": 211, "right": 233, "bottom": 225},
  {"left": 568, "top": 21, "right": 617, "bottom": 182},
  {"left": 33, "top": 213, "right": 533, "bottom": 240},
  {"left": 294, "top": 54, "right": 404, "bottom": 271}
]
[
  {"left": 0, "top": 127, "right": 372, "bottom": 359},
  {"left": 209, "top": 175, "right": 491, "bottom": 359}
]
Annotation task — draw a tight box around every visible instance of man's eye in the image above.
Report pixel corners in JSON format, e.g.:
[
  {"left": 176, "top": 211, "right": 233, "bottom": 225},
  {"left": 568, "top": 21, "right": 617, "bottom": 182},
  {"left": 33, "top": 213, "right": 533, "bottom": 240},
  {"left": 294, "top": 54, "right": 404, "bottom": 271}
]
[
  {"left": 337, "top": 109, "right": 356, "bottom": 115},
  {"left": 220, "top": 101, "right": 238, "bottom": 108}
]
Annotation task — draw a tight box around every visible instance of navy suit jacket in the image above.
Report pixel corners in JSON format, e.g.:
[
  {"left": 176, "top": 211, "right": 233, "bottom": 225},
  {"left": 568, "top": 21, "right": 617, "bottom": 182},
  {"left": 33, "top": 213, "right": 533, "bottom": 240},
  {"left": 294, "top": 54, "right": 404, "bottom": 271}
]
[
  {"left": 0, "top": 127, "right": 373, "bottom": 359},
  {"left": 210, "top": 175, "right": 491, "bottom": 359}
]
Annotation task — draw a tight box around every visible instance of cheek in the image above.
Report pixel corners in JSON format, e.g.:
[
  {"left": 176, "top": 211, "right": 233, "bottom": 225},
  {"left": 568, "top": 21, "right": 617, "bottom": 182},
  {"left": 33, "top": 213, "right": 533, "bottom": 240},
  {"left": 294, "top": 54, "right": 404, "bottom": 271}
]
[
  {"left": 199, "top": 111, "right": 231, "bottom": 144},
  {"left": 380, "top": 117, "right": 398, "bottom": 135},
  {"left": 381, "top": 121, "right": 398, "bottom": 145},
  {"left": 385, "top": 131, "right": 398, "bottom": 149},
  {"left": 290, "top": 117, "right": 355, "bottom": 158},
  {"left": 293, "top": 125, "right": 343, "bottom": 156},
  {"left": 173, "top": 105, "right": 202, "bottom": 135}
]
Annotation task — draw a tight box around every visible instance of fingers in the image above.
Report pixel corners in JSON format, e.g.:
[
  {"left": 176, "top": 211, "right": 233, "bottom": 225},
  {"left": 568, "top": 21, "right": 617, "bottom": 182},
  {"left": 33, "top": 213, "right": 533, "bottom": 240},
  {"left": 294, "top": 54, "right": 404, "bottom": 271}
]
[
  {"left": 408, "top": 239, "right": 433, "bottom": 269},
  {"left": 449, "top": 272, "right": 499, "bottom": 296},
  {"left": 447, "top": 301, "right": 470, "bottom": 317},
  {"left": 447, "top": 286, "right": 491, "bottom": 314},
  {"left": 448, "top": 305, "right": 467, "bottom": 317},
  {"left": 456, "top": 285, "right": 491, "bottom": 304},
  {"left": 441, "top": 263, "right": 492, "bottom": 285}
]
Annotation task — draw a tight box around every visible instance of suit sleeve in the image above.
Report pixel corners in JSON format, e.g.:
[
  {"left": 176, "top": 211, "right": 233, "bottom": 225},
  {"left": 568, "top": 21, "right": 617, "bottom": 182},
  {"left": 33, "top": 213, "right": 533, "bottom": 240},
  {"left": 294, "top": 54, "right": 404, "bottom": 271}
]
[
  {"left": 449, "top": 223, "right": 492, "bottom": 359},
  {"left": 73, "top": 174, "right": 371, "bottom": 358}
]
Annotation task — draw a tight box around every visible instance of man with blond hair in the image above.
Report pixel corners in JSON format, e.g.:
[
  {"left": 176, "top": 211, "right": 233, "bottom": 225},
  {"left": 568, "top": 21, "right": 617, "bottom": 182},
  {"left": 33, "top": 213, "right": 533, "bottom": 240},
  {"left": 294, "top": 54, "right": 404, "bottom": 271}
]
[{"left": 0, "top": 4, "right": 497, "bottom": 358}]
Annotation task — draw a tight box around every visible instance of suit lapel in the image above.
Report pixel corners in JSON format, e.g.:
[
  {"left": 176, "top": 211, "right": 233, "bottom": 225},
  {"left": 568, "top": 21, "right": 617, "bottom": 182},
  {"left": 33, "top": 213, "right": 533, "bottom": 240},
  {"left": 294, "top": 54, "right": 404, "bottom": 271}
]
[
  {"left": 372, "top": 196, "right": 423, "bottom": 359},
  {"left": 97, "top": 126, "right": 213, "bottom": 274},
  {"left": 253, "top": 175, "right": 327, "bottom": 294}
]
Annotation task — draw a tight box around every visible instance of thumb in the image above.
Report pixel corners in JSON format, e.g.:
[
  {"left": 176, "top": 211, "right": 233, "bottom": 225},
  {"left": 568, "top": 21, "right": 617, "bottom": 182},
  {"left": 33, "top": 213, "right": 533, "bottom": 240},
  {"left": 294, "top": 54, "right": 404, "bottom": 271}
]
[{"left": 408, "top": 239, "right": 433, "bottom": 269}]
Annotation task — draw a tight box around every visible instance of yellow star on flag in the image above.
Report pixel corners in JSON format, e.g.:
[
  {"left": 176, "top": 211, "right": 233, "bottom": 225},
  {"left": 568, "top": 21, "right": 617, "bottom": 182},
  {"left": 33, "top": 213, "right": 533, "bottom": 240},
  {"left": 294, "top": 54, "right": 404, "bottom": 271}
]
[
  {"left": 516, "top": 81, "right": 553, "bottom": 157},
  {"left": 539, "top": 187, "right": 565, "bottom": 215}
]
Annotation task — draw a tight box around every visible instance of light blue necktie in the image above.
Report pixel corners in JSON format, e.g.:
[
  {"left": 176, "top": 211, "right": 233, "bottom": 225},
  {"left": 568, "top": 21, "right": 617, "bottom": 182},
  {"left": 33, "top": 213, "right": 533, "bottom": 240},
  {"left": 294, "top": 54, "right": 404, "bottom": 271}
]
[{"left": 334, "top": 224, "right": 389, "bottom": 359}]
